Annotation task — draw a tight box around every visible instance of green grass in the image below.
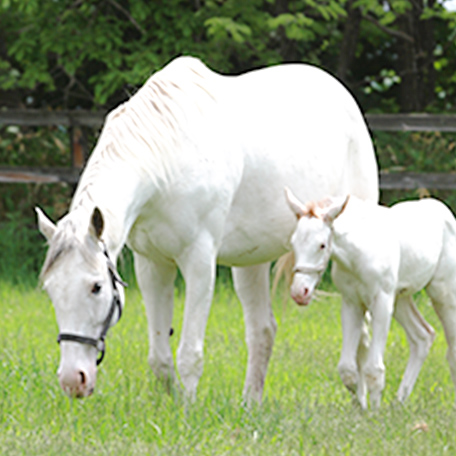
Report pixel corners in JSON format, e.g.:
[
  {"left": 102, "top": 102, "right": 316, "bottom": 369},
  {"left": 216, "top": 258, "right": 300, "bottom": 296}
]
[{"left": 1, "top": 280, "right": 455, "bottom": 455}]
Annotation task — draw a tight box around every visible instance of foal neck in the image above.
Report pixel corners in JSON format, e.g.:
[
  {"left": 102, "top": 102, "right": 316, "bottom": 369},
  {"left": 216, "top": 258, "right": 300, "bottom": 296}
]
[{"left": 330, "top": 197, "right": 375, "bottom": 271}]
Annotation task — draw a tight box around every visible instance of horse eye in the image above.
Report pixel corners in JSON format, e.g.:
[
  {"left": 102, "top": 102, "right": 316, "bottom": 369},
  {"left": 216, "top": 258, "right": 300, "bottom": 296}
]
[
  {"left": 91, "top": 283, "right": 102, "bottom": 295},
  {"left": 320, "top": 243, "right": 326, "bottom": 250}
]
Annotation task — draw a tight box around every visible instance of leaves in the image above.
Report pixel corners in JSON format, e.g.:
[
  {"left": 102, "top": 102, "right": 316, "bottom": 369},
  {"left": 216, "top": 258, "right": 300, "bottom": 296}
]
[
  {"left": 268, "top": 13, "right": 315, "bottom": 41},
  {"left": 205, "top": 17, "right": 252, "bottom": 43},
  {"left": 0, "top": 0, "right": 455, "bottom": 111}
]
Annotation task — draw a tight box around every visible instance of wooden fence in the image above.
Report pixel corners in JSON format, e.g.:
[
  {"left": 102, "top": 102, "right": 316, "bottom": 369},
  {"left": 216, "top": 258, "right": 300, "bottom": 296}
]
[{"left": 1, "top": 110, "right": 456, "bottom": 189}]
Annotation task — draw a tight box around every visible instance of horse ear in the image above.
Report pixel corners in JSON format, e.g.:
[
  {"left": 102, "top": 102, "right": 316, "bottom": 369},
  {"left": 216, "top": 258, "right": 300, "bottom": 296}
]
[
  {"left": 36, "top": 207, "right": 57, "bottom": 241},
  {"left": 285, "top": 187, "right": 307, "bottom": 219},
  {"left": 323, "top": 195, "right": 350, "bottom": 224},
  {"left": 90, "top": 207, "right": 104, "bottom": 240}
]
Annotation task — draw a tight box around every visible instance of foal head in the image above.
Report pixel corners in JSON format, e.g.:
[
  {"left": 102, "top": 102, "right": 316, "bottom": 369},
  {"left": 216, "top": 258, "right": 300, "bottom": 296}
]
[
  {"left": 285, "top": 188, "right": 349, "bottom": 306},
  {"left": 36, "top": 207, "right": 126, "bottom": 398}
]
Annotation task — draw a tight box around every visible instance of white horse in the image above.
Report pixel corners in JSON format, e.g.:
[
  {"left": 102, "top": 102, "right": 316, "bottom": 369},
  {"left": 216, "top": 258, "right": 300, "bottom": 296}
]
[
  {"left": 286, "top": 189, "right": 456, "bottom": 409},
  {"left": 36, "top": 56, "right": 378, "bottom": 401}
]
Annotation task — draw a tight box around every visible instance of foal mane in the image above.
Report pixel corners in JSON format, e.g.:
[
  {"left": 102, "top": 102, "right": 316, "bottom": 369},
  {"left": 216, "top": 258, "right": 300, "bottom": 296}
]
[{"left": 303, "top": 198, "right": 332, "bottom": 218}]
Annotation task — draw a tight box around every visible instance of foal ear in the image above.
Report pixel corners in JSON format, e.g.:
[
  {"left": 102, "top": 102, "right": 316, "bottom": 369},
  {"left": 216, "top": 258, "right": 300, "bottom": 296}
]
[
  {"left": 323, "top": 195, "right": 350, "bottom": 224},
  {"left": 36, "top": 207, "right": 57, "bottom": 241},
  {"left": 90, "top": 207, "right": 104, "bottom": 240},
  {"left": 285, "top": 187, "right": 307, "bottom": 219}
]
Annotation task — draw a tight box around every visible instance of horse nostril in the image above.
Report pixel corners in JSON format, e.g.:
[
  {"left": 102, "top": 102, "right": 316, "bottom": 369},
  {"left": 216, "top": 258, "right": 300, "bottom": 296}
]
[
  {"left": 79, "top": 371, "right": 86, "bottom": 386},
  {"left": 303, "top": 287, "right": 309, "bottom": 297}
]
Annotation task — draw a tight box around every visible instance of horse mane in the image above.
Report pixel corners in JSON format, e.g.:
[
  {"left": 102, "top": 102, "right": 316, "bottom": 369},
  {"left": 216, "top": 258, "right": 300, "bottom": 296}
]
[{"left": 72, "top": 56, "right": 218, "bottom": 210}]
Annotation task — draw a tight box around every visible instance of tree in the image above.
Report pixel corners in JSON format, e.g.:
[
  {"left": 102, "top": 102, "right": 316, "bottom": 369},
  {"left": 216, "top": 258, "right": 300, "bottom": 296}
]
[
  {"left": 0, "top": 0, "right": 455, "bottom": 112},
  {"left": 339, "top": 0, "right": 456, "bottom": 112},
  {"left": 0, "top": 0, "right": 202, "bottom": 109}
]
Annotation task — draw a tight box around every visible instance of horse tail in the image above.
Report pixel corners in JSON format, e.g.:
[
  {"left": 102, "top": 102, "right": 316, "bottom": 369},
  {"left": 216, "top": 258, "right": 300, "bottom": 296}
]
[{"left": 271, "top": 251, "right": 295, "bottom": 296}]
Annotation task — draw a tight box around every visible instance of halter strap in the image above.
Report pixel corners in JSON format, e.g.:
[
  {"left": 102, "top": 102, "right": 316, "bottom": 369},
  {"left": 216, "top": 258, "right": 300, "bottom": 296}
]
[
  {"left": 57, "top": 333, "right": 106, "bottom": 365},
  {"left": 292, "top": 263, "right": 327, "bottom": 275},
  {"left": 57, "top": 247, "right": 126, "bottom": 366}
]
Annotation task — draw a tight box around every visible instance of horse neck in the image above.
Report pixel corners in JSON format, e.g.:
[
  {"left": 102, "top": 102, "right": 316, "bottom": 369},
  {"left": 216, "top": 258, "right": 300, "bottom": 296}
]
[
  {"left": 70, "top": 160, "right": 155, "bottom": 261},
  {"left": 330, "top": 198, "right": 365, "bottom": 270}
]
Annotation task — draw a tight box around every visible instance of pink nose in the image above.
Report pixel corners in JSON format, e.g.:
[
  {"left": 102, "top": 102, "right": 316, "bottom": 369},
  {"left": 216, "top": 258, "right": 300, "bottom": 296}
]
[
  {"left": 58, "top": 368, "right": 93, "bottom": 398},
  {"left": 291, "top": 287, "right": 310, "bottom": 306}
]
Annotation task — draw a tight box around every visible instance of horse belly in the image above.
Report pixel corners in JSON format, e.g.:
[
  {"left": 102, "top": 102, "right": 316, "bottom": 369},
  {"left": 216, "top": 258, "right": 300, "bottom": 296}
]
[{"left": 217, "top": 156, "right": 354, "bottom": 266}]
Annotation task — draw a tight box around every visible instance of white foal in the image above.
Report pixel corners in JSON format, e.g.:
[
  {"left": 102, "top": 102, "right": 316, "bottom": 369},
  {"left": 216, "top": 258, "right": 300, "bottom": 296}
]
[{"left": 286, "top": 188, "right": 456, "bottom": 409}]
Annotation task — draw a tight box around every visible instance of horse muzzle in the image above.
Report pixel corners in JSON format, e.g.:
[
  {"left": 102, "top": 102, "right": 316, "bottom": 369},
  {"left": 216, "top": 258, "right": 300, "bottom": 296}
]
[
  {"left": 57, "top": 352, "right": 97, "bottom": 399},
  {"left": 291, "top": 290, "right": 312, "bottom": 306},
  {"left": 290, "top": 278, "right": 315, "bottom": 306},
  {"left": 58, "top": 366, "right": 96, "bottom": 398}
]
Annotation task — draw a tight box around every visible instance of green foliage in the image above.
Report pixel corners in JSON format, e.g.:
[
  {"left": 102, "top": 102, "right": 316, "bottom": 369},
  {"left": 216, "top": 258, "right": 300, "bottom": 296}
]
[
  {"left": 374, "top": 131, "right": 456, "bottom": 212},
  {"left": 1, "top": 0, "right": 201, "bottom": 107},
  {"left": 375, "top": 131, "right": 456, "bottom": 173},
  {"left": 0, "top": 125, "right": 75, "bottom": 285},
  {"left": 363, "top": 69, "right": 401, "bottom": 95},
  {"left": 205, "top": 17, "right": 253, "bottom": 43},
  {"left": 1, "top": 0, "right": 455, "bottom": 110},
  {"left": 0, "top": 210, "right": 45, "bottom": 285},
  {"left": 0, "top": 125, "right": 69, "bottom": 167}
]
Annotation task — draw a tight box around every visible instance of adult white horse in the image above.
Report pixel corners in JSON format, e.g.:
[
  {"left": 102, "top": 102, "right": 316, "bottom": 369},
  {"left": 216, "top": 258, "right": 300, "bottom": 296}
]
[
  {"left": 286, "top": 190, "right": 456, "bottom": 409},
  {"left": 36, "top": 56, "right": 378, "bottom": 401}
]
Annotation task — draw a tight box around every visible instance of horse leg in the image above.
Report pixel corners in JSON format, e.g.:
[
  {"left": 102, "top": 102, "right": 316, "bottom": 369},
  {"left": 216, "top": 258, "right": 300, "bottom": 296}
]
[
  {"left": 363, "top": 291, "right": 394, "bottom": 409},
  {"left": 134, "top": 252, "right": 178, "bottom": 389},
  {"left": 232, "top": 262, "right": 277, "bottom": 405},
  {"left": 175, "top": 236, "right": 217, "bottom": 401},
  {"left": 338, "top": 298, "right": 367, "bottom": 409},
  {"left": 427, "top": 281, "right": 456, "bottom": 403},
  {"left": 393, "top": 295, "right": 435, "bottom": 403}
]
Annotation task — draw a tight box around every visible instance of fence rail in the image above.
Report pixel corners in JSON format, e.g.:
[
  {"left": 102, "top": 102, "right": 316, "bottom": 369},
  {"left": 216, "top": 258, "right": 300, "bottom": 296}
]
[
  {"left": 366, "top": 113, "right": 456, "bottom": 132},
  {"left": 1, "top": 110, "right": 456, "bottom": 189},
  {"left": 2, "top": 110, "right": 456, "bottom": 131},
  {"left": 0, "top": 109, "right": 105, "bottom": 128}
]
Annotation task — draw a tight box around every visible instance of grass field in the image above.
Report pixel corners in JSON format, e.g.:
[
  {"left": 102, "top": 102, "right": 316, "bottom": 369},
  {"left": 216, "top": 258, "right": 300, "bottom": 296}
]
[{"left": 1, "top": 278, "right": 455, "bottom": 455}]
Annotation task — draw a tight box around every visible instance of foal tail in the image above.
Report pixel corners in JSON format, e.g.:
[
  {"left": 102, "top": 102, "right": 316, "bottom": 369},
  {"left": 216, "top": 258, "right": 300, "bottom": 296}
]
[{"left": 272, "top": 251, "right": 295, "bottom": 296}]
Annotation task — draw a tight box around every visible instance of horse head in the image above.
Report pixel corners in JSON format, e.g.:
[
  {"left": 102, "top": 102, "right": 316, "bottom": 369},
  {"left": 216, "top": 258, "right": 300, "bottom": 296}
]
[
  {"left": 285, "top": 188, "right": 349, "bottom": 306},
  {"left": 36, "top": 207, "right": 126, "bottom": 398}
]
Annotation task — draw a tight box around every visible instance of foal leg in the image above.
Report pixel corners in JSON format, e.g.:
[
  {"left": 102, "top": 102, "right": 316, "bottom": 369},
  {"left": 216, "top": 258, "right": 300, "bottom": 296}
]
[
  {"left": 134, "top": 252, "right": 178, "bottom": 388},
  {"left": 363, "top": 291, "right": 394, "bottom": 409},
  {"left": 393, "top": 295, "right": 435, "bottom": 403},
  {"left": 427, "top": 282, "right": 456, "bottom": 402},
  {"left": 232, "top": 262, "right": 277, "bottom": 405},
  {"left": 338, "top": 298, "right": 367, "bottom": 409}
]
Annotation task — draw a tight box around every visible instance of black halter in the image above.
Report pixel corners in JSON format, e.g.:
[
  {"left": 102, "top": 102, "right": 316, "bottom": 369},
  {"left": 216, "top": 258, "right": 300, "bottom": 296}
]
[{"left": 57, "top": 247, "right": 127, "bottom": 366}]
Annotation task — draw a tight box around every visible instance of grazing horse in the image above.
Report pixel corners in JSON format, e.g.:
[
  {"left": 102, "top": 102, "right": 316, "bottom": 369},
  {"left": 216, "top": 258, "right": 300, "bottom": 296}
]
[
  {"left": 36, "top": 56, "right": 378, "bottom": 401},
  {"left": 285, "top": 189, "right": 456, "bottom": 409}
]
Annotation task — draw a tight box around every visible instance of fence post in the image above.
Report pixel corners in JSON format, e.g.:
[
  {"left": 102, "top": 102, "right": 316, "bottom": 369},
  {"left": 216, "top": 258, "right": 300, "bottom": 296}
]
[{"left": 70, "top": 126, "right": 86, "bottom": 169}]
